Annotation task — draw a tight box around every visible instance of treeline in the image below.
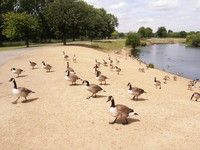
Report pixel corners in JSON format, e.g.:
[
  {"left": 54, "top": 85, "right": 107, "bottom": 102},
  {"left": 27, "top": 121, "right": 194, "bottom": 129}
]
[
  {"left": 0, "top": 0, "right": 118, "bottom": 47},
  {"left": 123, "top": 26, "right": 200, "bottom": 48}
]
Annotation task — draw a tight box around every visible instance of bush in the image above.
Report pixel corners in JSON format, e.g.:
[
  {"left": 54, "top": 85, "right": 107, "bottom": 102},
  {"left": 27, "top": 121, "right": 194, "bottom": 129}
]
[
  {"left": 140, "top": 41, "right": 147, "bottom": 46},
  {"left": 148, "top": 63, "right": 154, "bottom": 68},
  {"left": 125, "top": 32, "right": 141, "bottom": 48},
  {"left": 186, "top": 33, "right": 200, "bottom": 47}
]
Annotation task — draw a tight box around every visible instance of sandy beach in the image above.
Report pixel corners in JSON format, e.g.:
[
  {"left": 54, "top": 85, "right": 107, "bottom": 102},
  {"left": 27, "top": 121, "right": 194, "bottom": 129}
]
[{"left": 0, "top": 45, "right": 200, "bottom": 150}]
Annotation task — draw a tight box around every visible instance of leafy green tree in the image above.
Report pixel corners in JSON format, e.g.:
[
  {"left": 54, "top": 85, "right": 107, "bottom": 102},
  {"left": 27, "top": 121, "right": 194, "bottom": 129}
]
[
  {"left": 111, "top": 30, "right": 119, "bottom": 39},
  {"left": 138, "top": 26, "right": 153, "bottom": 38},
  {"left": 119, "top": 32, "right": 125, "bottom": 38},
  {"left": 186, "top": 33, "right": 200, "bottom": 47},
  {"left": 2, "top": 12, "right": 40, "bottom": 47},
  {"left": 137, "top": 26, "right": 145, "bottom": 37},
  {"left": 145, "top": 27, "right": 153, "bottom": 37},
  {"left": 45, "top": 0, "right": 75, "bottom": 45},
  {"left": 156, "top": 26, "right": 167, "bottom": 37},
  {"left": 0, "top": 0, "right": 16, "bottom": 46},
  {"left": 179, "top": 31, "right": 187, "bottom": 38},
  {"left": 125, "top": 32, "right": 141, "bottom": 49}
]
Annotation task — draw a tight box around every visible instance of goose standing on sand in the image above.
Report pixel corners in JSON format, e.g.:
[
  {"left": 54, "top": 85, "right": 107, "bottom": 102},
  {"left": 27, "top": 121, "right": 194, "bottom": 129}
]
[
  {"left": 73, "top": 54, "right": 76, "bottom": 63},
  {"left": 42, "top": 61, "right": 52, "bottom": 72},
  {"left": 127, "top": 83, "right": 146, "bottom": 100},
  {"left": 190, "top": 92, "right": 200, "bottom": 101},
  {"left": 107, "top": 96, "right": 138, "bottom": 125},
  {"left": 114, "top": 66, "right": 121, "bottom": 75},
  {"left": 82, "top": 80, "right": 105, "bottom": 99},
  {"left": 65, "top": 70, "right": 82, "bottom": 85},
  {"left": 63, "top": 51, "right": 68, "bottom": 60},
  {"left": 102, "top": 59, "right": 108, "bottom": 66},
  {"left": 29, "top": 60, "right": 37, "bottom": 69},
  {"left": 9, "top": 78, "right": 35, "bottom": 104},
  {"left": 95, "top": 59, "right": 101, "bottom": 67},
  {"left": 11, "top": 68, "right": 24, "bottom": 77},
  {"left": 66, "top": 62, "right": 75, "bottom": 74},
  {"left": 95, "top": 70, "right": 108, "bottom": 85},
  {"left": 154, "top": 77, "right": 161, "bottom": 89}
]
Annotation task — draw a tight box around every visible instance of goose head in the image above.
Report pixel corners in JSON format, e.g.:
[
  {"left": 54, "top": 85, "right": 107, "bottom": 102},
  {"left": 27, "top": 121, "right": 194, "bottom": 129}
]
[
  {"left": 11, "top": 68, "right": 16, "bottom": 71},
  {"left": 9, "top": 78, "right": 15, "bottom": 82},
  {"left": 106, "top": 95, "right": 114, "bottom": 102},
  {"left": 82, "top": 80, "right": 89, "bottom": 86},
  {"left": 41, "top": 61, "right": 45, "bottom": 65}
]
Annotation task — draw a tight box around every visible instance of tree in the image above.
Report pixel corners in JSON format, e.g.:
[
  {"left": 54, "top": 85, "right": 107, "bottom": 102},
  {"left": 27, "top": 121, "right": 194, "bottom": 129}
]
[
  {"left": 145, "top": 27, "right": 153, "bottom": 37},
  {"left": 2, "top": 12, "right": 40, "bottom": 47},
  {"left": 156, "top": 26, "right": 167, "bottom": 37},
  {"left": 137, "top": 27, "right": 145, "bottom": 37},
  {"left": 138, "top": 26, "right": 153, "bottom": 38},
  {"left": 186, "top": 33, "right": 200, "bottom": 47},
  {"left": 179, "top": 31, "right": 187, "bottom": 38},
  {"left": 125, "top": 32, "right": 141, "bottom": 49},
  {"left": 0, "top": 0, "right": 16, "bottom": 46}
]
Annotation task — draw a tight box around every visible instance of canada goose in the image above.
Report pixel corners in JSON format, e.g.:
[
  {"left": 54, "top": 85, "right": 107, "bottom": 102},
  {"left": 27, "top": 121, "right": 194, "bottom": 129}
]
[
  {"left": 190, "top": 92, "right": 200, "bottom": 101},
  {"left": 96, "top": 70, "right": 108, "bottom": 85},
  {"left": 173, "top": 76, "right": 177, "bottom": 81},
  {"left": 188, "top": 79, "right": 199, "bottom": 90},
  {"left": 127, "top": 83, "right": 146, "bottom": 100},
  {"left": 65, "top": 70, "right": 82, "bottom": 85},
  {"left": 9, "top": 78, "right": 35, "bottom": 104},
  {"left": 107, "top": 96, "right": 138, "bottom": 125},
  {"left": 110, "top": 64, "right": 114, "bottom": 71},
  {"left": 108, "top": 57, "right": 113, "bottom": 64},
  {"left": 82, "top": 80, "right": 105, "bottom": 99},
  {"left": 63, "top": 51, "right": 68, "bottom": 60},
  {"left": 11, "top": 68, "right": 24, "bottom": 77},
  {"left": 93, "top": 65, "right": 101, "bottom": 74},
  {"left": 66, "top": 62, "right": 75, "bottom": 74},
  {"left": 102, "top": 59, "right": 108, "bottom": 66},
  {"left": 163, "top": 75, "right": 170, "bottom": 84},
  {"left": 154, "top": 77, "right": 161, "bottom": 89},
  {"left": 42, "top": 61, "right": 52, "bottom": 72},
  {"left": 114, "top": 66, "right": 121, "bottom": 75},
  {"left": 138, "top": 68, "right": 145, "bottom": 73},
  {"left": 95, "top": 59, "right": 101, "bottom": 67},
  {"left": 73, "top": 54, "right": 76, "bottom": 63},
  {"left": 115, "top": 58, "right": 120, "bottom": 64},
  {"left": 29, "top": 60, "right": 37, "bottom": 69}
]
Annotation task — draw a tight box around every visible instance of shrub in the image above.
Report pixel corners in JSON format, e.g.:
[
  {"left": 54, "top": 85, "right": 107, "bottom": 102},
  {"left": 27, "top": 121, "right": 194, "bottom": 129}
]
[{"left": 148, "top": 63, "right": 154, "bottom": 68}]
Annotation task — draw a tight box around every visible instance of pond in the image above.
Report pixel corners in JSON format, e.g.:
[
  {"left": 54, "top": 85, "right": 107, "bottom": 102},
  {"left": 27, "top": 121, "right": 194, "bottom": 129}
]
[{"left": 133, "top": 44, "right": 200, "bottom": 80}]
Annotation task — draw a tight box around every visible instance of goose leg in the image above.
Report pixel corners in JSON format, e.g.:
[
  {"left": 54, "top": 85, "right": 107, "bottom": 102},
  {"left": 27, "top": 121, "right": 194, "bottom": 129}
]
[
  {"left": 87, "top": 94, "right": 94, "bottom": 99},
  {"left": 109, "top": 118, "right": 117, "bottom": 124},
  {"left": 12, "top": 97, "right": 20, "bottom": 104},
  {"left": 131, "top": 96, "right": 135, "bottom": 100},
  {"left": 122, "top": 118, "right": 128, "bottom": 125},
  {"left": 22, "top": 97, "right": 28, "bottom": 103}
]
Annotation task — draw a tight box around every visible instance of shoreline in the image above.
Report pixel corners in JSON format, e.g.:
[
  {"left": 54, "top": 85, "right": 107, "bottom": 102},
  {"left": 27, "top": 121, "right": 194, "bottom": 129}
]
[{"left": 0, "top": 45, "right": 200, "bottom": 149}]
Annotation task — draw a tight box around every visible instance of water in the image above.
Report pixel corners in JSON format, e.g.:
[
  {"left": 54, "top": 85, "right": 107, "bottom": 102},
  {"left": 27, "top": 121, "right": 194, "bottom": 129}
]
[{"left": 133, "top": 44, "right": 200, "bottom": 80}]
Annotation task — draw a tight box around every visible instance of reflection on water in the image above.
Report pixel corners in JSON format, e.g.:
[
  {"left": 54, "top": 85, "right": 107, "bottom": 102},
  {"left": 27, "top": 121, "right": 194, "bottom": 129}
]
[{"left": 133, "top": 44, "right": 200, "bottom": 79}]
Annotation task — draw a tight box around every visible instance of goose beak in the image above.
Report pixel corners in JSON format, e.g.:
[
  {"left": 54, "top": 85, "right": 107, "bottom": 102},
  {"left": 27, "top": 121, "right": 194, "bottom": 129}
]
[
  {"left": 134, "top": 113, "right": 138, "bottom": 115},
  {"left": 106, "top": 99, "right": 110, "bottom": 103}
]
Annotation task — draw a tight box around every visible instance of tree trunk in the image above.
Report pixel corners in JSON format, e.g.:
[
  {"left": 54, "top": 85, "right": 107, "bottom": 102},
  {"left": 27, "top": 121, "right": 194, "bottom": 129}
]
[
  {"left": 63, "top": 34, "right": 66, "bottom": 45},
  {"left": 25, "top": 39, "right": 29, "bottom": 47}
]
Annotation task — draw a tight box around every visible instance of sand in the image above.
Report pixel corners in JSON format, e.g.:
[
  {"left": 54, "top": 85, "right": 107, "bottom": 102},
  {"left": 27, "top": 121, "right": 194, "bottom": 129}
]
[{"left": 0, "top": 45, "right": 200, "bottom": 150}]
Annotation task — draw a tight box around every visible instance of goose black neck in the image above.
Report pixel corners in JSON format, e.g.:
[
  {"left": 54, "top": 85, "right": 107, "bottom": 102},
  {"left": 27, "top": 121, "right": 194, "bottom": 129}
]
[
  {"left": 128, "top": 84, "right": 132, "bottom": 90},
  {"left": 154, "top": 77, "right": 156, "bottom": 82},
  {"left": 111, "top": 99, "right": 115, "bottom": 107},
  {"left": 13, "top": 80, "right": 17, "bottom": 89},
  {"left": 96, "top": 71, "right": 100, "bottom": 77}
]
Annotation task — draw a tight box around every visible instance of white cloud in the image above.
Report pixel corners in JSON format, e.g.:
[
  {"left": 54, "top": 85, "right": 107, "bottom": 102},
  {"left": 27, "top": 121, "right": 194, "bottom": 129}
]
[
  {"left": 137, "top": 18, "right": 154, "bottom": 24},
  {"left": 110, "top": 2, "right": 128, "bottom": 9},
  {"left": 149, "top": 0, "right": 179, "bottom": 10}
]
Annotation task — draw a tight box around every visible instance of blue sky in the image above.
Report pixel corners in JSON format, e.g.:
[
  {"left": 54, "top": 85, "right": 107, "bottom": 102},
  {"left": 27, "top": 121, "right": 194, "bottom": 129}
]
[{"left": 84, "top": 0, "right": 200, "bottom": 33}]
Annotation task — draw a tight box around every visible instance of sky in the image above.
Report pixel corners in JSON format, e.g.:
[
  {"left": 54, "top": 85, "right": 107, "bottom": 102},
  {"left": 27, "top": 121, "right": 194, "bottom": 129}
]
[{"left": 84, "top": 0, "right": 200, "bottom": 33}]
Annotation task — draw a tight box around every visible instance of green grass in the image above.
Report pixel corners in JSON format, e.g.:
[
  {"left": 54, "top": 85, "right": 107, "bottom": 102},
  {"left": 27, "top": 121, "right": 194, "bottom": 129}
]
[
  {"left": 90, "top": 39, "right": 126, "bottom": 52},
  {"left": 143, "top": 38, "right": 186, "bottom": 45}
]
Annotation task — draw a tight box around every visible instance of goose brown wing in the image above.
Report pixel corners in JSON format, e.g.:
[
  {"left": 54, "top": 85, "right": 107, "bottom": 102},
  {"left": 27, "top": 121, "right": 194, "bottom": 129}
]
[
  {"left": 18, "top": 87, "right": 34, "bottom": 94},
  {"left": 132, "top": 87, "right": 144, "bottom": 94},
  {"left": 90, "top": 84, "right": 103, "bottom": 92},
  {"left": 116, "top": 104, "right": 133, "bottom": 114}
]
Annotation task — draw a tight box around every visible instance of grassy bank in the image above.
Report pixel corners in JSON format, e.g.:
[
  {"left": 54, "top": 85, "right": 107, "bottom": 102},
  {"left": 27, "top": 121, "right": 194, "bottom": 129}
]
[
  {"left": 143, "top": 38, "right": 185, "bottom": 45},
  {"left": 0, "top": 38, "right": 186, "bottom": 52}
]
